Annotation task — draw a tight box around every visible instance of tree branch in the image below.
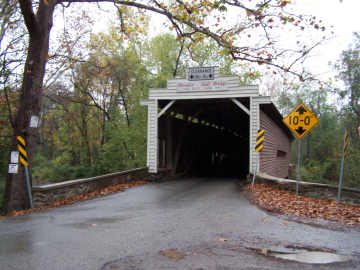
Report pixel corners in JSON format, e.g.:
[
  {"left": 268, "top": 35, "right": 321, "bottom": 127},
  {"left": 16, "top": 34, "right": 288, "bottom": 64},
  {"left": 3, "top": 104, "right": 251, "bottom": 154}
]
[
  {"left": 54, "top": 0, "right": 324, "bottom": 79},
  {"left": 18, "top": 0, "right": 38, "bottom": 35},
  {"left": 3, "top": 86, "right": 15, "bottom": 129},
  {"left": 173, "top": 42, "right": 184, "bottom": 78}
]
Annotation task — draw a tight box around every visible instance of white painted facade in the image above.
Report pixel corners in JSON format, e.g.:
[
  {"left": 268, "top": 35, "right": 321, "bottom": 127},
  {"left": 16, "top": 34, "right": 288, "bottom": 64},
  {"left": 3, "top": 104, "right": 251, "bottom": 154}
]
[{"left": 141, "top": 68, "right": 272, "bottom": 174}]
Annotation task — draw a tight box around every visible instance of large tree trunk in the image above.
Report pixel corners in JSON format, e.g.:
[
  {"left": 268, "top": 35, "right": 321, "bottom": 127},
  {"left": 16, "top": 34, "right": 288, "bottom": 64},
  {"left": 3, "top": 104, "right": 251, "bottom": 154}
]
[{"left": 3, "top": 1, "right": 55, "bottom": 213}]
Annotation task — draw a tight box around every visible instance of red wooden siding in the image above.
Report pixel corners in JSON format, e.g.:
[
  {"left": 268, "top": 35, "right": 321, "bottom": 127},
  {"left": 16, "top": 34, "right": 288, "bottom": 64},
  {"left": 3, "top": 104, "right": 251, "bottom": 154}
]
[{"left": 259, "top": 110, "right": 291, "bottom": 178}]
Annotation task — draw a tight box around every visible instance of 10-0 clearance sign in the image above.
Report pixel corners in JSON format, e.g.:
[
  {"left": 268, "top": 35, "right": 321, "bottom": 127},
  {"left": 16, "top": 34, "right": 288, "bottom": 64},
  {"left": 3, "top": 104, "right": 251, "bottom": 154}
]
[{"left": 283, "top": 103, "right": 319, "bottom": 139}]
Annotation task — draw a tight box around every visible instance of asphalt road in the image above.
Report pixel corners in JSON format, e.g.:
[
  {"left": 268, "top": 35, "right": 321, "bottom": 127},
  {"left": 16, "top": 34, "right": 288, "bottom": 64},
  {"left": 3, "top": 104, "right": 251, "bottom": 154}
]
[{"left": 0, "top": 178, "right": 359, "bottom": 270}]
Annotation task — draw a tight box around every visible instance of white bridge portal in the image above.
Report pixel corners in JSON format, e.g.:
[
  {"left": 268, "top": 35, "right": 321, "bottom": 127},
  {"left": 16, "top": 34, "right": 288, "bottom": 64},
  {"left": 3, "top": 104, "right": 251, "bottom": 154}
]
[{"left": 141, "top": 67, "right": 293, "bottom": 178}]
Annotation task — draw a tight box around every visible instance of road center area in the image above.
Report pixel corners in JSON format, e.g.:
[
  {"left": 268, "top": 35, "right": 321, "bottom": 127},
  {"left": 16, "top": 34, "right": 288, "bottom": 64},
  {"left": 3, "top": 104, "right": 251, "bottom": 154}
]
[{"left": 0, "top": 178, "right": 359, "bottom": 269}]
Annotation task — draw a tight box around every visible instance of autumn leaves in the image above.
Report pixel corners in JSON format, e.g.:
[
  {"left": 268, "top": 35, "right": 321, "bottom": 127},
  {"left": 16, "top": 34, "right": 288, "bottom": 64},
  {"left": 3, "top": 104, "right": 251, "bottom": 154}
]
[{"left": 247, "top": 183, "right": 360, "bottom": 227}]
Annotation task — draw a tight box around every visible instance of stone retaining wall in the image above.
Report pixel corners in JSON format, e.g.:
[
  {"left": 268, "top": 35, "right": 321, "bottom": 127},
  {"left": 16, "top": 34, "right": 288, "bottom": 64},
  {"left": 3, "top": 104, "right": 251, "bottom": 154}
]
[{"left": 32, "top": 168, "right": 168, "bottom": 208}]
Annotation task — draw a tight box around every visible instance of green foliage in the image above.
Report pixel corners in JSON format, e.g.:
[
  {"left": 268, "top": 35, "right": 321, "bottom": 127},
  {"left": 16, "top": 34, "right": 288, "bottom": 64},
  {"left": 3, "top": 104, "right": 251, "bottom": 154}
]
[
  {"left": 343, "top": 147, "right": 360, "bottom": 188},
  {"left": 96, "top": 104, "right": 147, "bottom": 174},
  {"left": 146, "top": 33, "right": 185, "bottom": 87},
  {"left": 336, "top": 32, "right": 360, "bottom": 119},
  {"left": 28, "top": 29, "right": 265, "bottom": 184},
  {"left": 31, "top": 28, "right": 152, "bottom": 183},
  {"left": 275, "top": 77, "right": 357, "bottom": 187}
]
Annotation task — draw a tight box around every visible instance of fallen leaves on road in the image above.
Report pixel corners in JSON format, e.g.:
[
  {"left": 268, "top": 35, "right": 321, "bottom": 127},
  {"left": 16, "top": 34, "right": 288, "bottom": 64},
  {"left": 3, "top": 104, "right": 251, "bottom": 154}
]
[
  {"left": 159, "top": 248, "right": 187, "bottom": 260},
  {"left": 2, "top": 180, "right": 149, "bottom": 218},
  {"left": 247, "top": 183, "right": 360, "bottom": 226}
]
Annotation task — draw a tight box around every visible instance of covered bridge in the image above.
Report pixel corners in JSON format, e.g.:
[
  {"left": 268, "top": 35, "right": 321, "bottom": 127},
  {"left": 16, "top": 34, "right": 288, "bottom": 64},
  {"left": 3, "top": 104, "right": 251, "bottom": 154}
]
[{"left": 141, "top": 67, "right": 294, "bottom": 179}]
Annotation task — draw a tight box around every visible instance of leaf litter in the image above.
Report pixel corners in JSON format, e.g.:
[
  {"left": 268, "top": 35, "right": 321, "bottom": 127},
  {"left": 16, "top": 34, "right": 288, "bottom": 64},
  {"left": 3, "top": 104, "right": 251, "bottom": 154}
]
[
  {"left": 247, "top": 183, "right": 360, "bottom": 227},
  {"left": 0, "top": 180, "right": 149, "bottom": 218}
]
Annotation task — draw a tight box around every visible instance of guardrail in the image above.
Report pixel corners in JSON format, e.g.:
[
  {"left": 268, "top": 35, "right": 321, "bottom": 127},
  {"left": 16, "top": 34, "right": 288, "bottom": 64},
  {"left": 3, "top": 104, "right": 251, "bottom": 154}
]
[
  {"left": 254, "top": 172, "right": 360, "bottom": 193},
  {"left": 252, "top": 172, "right": 360, "bottom": 205}
]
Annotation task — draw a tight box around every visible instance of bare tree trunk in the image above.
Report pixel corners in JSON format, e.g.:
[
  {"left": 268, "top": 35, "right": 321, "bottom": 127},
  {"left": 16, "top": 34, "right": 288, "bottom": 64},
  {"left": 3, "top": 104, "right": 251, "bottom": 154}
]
[
  {"left": 173, "top": 42, "right": 184, "bottom": 78},
  {"left": 3, "top": 0, "right": 55, "bottom": 213},
  {"left": 81, "top": 107, "right": 92, "bottom": 167},
  {"left": 118, "top": 83, "right": 130, "bottom": 127}
]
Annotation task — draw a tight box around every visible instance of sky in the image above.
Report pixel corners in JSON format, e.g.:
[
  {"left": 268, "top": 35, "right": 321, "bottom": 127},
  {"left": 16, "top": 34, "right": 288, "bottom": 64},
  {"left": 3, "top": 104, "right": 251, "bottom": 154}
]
[
  {"left": 145, "top": 0, "right": 360, "bottom": 82},
  {"left": 56, "top": 0, "right": 360, "bottom": 84},
  {"left": 289, "top": 0, "right": 360, "bottom": 79}
]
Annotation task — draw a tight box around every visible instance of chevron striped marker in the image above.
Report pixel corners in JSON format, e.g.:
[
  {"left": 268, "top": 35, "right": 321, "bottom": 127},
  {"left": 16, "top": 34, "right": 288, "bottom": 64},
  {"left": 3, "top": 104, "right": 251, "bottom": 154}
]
[
  {"left": 17, "top": 136, "right": 28, "bottom": 167},
  {"left": 16, "top": 136, "right": 33, "bottom": 207},
  {"left": 255, "top": 129, "right": 264, "bottom": 152},
  {"left": 252, "top": 129, "right": 264, "bottom": 188}
]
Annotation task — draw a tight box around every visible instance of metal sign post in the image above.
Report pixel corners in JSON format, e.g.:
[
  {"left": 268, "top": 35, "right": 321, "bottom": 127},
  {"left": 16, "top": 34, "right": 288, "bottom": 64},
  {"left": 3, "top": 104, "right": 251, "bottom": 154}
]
[
  {"left": 337, "top": 131, "right": 349, "bottom": 203},
  {"left": 296, "top": 139, "right": 302, "bottom": 198},
  {"left": 251, "top": 156, "right": 259, "bottom": 189},
  {"left": 17, "top": 136, "right": 33, "bottom": 209},
  {"left": 251, "top": 129, "right": 264, "bottom": 188},
  {"left": 283, "top": 103, "right": 319, "bottom": 199}
]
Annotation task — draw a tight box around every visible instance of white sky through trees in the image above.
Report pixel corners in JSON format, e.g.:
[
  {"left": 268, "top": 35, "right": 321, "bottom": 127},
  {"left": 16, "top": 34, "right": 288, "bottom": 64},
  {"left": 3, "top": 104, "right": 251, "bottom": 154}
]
[
  {"left": 52, "top": 0, "right": 360, "bottom": 86},
  {"left": 291, "top": 0, "right": 360, "bottom": 79}
]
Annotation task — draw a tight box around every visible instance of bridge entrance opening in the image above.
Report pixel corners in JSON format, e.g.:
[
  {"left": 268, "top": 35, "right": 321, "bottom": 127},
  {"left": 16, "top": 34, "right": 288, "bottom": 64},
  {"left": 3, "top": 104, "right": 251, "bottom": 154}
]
[
  {"left": 158, "top": 98, "right": 250, "bottom": 178},
  {"left": 142, "top": 67, "right": 293, "bottom": 179}
]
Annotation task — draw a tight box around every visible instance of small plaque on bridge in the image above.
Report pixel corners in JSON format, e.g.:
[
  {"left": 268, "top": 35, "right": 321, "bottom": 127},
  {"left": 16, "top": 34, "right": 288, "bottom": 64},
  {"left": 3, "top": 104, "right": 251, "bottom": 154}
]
[{"left": 188, "top": 67, "right": 215, "bottom": 81}]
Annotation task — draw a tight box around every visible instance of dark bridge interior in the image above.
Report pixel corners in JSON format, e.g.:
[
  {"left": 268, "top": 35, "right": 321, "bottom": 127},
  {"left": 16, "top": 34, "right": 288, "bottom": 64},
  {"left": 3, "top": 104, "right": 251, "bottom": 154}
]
[{"left": 158, "top": 98, "right": 250, "bottom": 178}]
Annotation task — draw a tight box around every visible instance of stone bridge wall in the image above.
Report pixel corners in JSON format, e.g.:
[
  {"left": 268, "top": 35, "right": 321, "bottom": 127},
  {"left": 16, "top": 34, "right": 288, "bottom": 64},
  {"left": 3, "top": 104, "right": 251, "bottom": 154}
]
[{"left": 32, "top": 168, "right": 168, "bottom": 208}]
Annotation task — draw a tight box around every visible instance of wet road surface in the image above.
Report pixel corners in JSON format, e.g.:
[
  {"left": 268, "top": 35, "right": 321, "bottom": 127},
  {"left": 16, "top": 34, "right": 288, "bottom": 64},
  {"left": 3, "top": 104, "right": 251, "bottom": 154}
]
[{"left": 0, "top": 178, "right": 359, "bottom": 269}]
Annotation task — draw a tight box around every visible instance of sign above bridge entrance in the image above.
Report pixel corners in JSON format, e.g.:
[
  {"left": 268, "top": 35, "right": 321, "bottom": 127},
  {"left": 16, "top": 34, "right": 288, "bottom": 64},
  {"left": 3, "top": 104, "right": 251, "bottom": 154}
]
[
  {"left": 176, "top": 80, "right": 228, "bottom": 92},
  {"left": 188, "top": 67, "right": 215, "bottom": 81}
]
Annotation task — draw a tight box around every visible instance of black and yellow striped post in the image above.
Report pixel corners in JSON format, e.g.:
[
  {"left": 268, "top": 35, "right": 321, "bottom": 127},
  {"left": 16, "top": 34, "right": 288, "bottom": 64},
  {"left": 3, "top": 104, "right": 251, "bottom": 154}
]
[
  {"left": 252, "top": 129, "right": 264, "bottom": 188},
  {"left": 16, "top": 136, "right": 33, "bottom": 208},
  {"left": 17, "top": 136, "right": 29, "bottom": 167},
  {"left": 255, "top": 129, "right": 264, "bottom": 153},
  {"left": 338, "top": 131, "right": 350, "bottom": 203}
]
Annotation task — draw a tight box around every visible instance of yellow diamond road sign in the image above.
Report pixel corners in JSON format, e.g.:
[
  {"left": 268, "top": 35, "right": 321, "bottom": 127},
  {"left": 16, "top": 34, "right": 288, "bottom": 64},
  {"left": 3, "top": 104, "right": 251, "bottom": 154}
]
[{"left": 283, "top": 103, "right": 319, "bottom": 139}]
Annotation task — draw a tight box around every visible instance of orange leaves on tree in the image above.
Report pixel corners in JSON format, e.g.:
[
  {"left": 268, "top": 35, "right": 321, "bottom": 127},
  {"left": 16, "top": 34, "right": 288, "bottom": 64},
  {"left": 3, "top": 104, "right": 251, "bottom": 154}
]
[{"left": 280, "top": 1, "right": 290, "bottom": 8}]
